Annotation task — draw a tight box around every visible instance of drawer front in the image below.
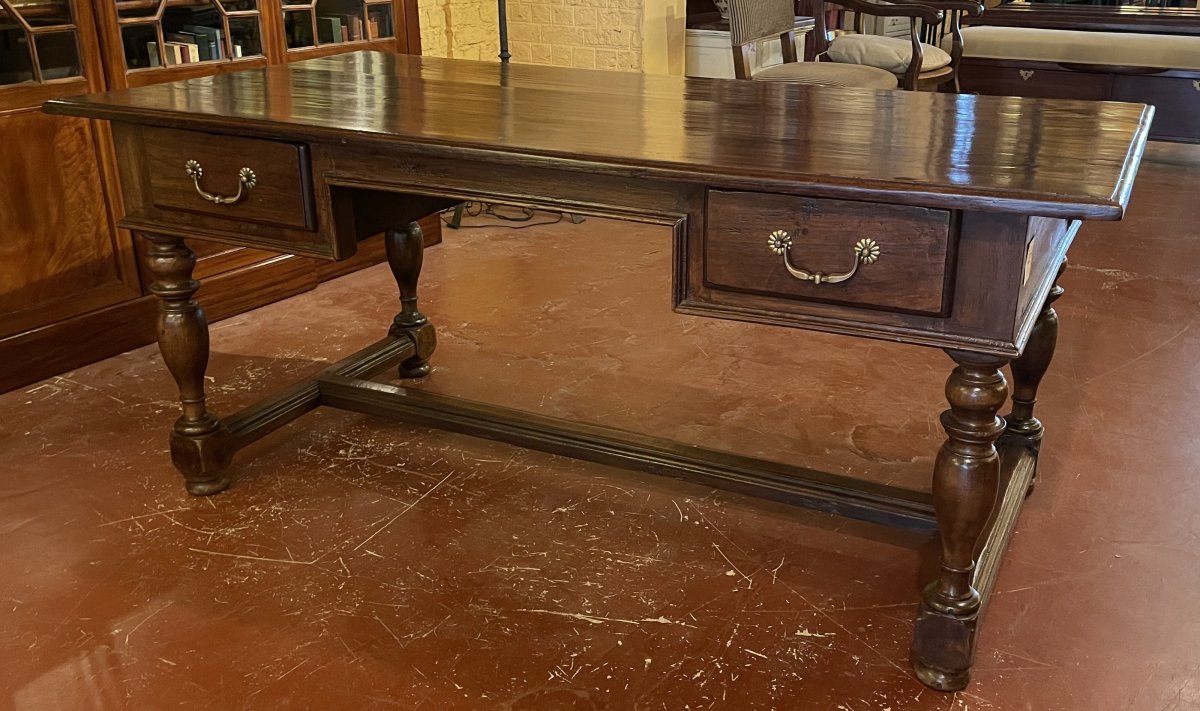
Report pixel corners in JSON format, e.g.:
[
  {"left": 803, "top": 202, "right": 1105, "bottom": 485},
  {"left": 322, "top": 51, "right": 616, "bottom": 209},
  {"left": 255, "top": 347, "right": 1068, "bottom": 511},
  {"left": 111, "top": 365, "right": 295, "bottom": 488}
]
[
  {"left": 143, "top": 127, "right": 315, "bottom": 230},
  {"left": 959, "top": 61, "right": 1112, "bottom": 101},
  {"left": 704, "top": 190, "right": 952, "bottom": 315},
  {"left": 1112, "top": 75, "right": 1200, "bottom": 142}
]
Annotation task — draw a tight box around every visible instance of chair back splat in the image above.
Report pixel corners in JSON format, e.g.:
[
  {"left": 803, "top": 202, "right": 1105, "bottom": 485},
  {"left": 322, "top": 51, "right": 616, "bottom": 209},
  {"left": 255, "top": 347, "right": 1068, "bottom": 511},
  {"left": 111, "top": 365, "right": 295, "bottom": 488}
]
[{"left": 726, "top": 0, "right": 804, "bottom": 78}]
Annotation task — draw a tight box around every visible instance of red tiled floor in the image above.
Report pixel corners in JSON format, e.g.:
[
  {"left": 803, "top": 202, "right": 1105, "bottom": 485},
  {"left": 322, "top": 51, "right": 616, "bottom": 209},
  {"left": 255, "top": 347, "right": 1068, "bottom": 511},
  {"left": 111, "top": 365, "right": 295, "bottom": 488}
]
[{"left": 1, "top": 142, "right": 1198, "bottom": 709}]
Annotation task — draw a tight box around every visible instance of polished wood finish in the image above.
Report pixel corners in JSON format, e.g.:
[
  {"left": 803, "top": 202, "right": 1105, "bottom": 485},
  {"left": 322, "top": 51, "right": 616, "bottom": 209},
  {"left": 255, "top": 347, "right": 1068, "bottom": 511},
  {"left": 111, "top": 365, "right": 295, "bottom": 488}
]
[
  {"left": 704, "top": 190, "right": 952, "bottom": 315},
  {"left": 958, "top": 5, "right": 1200, "bottom": 143},
  {"left": 916, "top": 0, "right": 985, "bottom": 85},
  {"left": 0, "top": 0, "right": 431, "bottom": 395},
  {"left": 45, "top": 53, "right": 1151, "bottom": 691},
  {"left": 143, "top": 233, "right": 232, "bottom": 495},
  {"left": 113, "top": 122, "right": 355, "bottom": 258},
  {"left": 313, "top": 214, "right": 443, "bottom": 281},
  {"left": 912, "top": 350, "right": 1009, "bottom": 691},
  {"left": 1003, "top": 260, "right": 1065, "bottom": 468},
  {"left": 809, "top": 0, "right": 970, "bottom": 91},
  {"left": 0, "top": 111, "right": 138, "bottom": 339},
  {"left": 47, "top": 54, "right": 1151, "bottom": 219},
  {"left": 969, "top": 4, "right": 1200, "bottom": 35},
  {"left": 384, "top": 222, "right": 437, "bottom": 378},
  {"left": 318, "top": 363, "right": 939, "bottom": 530},
  {"left": 959, "top": 59, "right": 1200, "bottom": 143},
  {"left": 729, "top": 22, "right": 812, "bottom": 81},
  {"left": 0, "top": 0, "right": 139, "bottom": 380},
  {"left": 143, "top": 127, "right": 316, "bottom": 230}
]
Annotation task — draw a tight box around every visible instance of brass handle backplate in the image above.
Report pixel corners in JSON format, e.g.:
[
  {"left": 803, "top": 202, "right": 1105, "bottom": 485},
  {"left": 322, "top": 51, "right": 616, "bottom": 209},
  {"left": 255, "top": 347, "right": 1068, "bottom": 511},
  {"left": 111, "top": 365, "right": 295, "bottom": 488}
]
[
  {"left": 184, "top": 160, "right": 257, "bottom": 205},
  {"left": 766, "top": 230, "right": 880, "bottom": 285}
]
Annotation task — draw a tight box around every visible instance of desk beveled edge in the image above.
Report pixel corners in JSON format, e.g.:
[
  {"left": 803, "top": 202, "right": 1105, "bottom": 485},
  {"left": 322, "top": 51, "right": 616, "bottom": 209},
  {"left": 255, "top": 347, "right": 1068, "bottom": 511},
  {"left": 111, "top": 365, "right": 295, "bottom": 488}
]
[{"left": 43, "top": 94, "right": 1153, "bottom": 222}]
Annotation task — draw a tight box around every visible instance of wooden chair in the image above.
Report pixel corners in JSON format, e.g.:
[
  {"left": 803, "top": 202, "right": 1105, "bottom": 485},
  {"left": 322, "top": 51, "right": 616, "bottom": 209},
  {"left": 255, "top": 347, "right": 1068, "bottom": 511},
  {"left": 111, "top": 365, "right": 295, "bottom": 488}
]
[
  {"left": 915, "top": 0, "right": 986, "bottom": 89},
  {"left": 727, "top": 0, "right": 903, "bottom": 90},
  {"left": 810, "top": 0, "right": 982, "bottom": 91}
]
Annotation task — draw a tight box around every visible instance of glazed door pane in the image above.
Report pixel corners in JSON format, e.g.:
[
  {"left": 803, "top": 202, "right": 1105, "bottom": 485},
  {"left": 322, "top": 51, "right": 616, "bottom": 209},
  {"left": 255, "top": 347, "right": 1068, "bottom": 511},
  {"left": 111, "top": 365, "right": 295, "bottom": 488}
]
[
  {"left": 283, "top": 0, "right": 393, "bottom": 50},
  {"left": 113, "top": 0, "right": 264, "bottom": 70},
  {"left": 0, "top": 0, "right": 83, "bottom": 85}
]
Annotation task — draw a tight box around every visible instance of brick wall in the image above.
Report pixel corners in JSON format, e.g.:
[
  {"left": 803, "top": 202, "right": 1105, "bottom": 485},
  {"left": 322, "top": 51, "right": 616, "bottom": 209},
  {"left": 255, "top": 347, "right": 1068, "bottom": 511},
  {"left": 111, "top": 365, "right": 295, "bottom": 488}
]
[
  {"left": 506, "top": 0, "right": 643, "bottom": 71},
  {"left": 418, "top": 0, "right": 501, "bottom": 61},
  {"left": 419, "top": 0, "right": 684, "bottom": 74}
]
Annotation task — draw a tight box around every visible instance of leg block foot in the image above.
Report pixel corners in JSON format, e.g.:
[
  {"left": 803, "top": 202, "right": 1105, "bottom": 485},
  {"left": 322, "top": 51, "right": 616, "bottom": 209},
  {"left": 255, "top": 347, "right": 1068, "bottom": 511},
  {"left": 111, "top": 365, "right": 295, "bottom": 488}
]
[
  {"left": 386, "top": 223, "right": 437, "bottom": 379},
  {"left": 184, "top": 476, "right": 232, "bottom": 497},
  {"left": 169, "top": 424, "right": 234, "bottom": 496},
  {"left": 911, "top": 597, "right": 980, "bottom": 691},
  {"left": 911, "top": 350, "right": 1008, "bottom": 691},
  {"left": 391, "top": 321, "right": 437, "bottom": 379}
]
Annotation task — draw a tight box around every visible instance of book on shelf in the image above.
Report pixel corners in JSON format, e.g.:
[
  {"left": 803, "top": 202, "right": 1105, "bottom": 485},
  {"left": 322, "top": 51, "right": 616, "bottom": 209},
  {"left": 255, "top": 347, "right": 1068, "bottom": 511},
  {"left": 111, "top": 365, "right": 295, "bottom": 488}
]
[
  {"left": 340, "top": 14, "right": 363, "bottom": 41},
  {"left": 367, "top": 8, "right": 391, "bottom": 39},
  {"left": 182, "top": 25, "right": 224, "bottom": 60},
  {"left": 317, "top": 15, "right": 343, "bottom": 44},
  {"left": 161, "top": 41, "right": 191, "bottom": 65},
  {"left": 166, "top": 32, "right": 206, "bottom": 62}
]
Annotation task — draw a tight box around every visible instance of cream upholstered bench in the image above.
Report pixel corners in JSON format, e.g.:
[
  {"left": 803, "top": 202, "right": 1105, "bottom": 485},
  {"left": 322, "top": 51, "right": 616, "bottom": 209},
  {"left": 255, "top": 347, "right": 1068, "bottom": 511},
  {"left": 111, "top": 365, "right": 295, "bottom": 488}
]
[{"left": 951, "top": 25, "right": 1200, "bottom": 142}]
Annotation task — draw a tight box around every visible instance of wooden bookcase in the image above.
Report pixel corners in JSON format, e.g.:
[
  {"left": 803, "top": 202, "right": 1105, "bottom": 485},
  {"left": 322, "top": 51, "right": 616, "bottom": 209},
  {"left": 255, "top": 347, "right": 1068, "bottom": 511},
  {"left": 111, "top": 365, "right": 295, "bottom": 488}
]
[{"left": 0, "top": 0, "right": 431, "bottom": 393}]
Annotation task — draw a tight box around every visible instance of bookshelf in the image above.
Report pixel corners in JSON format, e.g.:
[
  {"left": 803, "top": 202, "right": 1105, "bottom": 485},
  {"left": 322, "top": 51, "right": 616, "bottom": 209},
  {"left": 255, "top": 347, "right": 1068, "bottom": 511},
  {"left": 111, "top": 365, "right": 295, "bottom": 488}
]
[
  {"left": 282, "top": 0, "right": 393, "bottom": 50},
  {"left": 0, "top": 0, "right": 93, "bottom": 97},
  {"left": 0, "top": 0, "right": 430, "bottom": 392}
]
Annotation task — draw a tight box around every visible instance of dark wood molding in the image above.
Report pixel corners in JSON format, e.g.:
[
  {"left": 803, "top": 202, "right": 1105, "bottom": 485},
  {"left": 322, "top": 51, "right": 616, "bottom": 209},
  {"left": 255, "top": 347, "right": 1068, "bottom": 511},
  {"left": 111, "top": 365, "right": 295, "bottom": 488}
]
[
  {"left": 44, "top": 53, "right": 1150, "bottom": 692},
  {"left": 969, "top": 5, "right": 1200, "bottom": 34},
  {"left": 319, "top": 370, "right": 939, "bottom": 531},
  {"left": 0, "top": 254, "right": 317, "bottom": 394}
]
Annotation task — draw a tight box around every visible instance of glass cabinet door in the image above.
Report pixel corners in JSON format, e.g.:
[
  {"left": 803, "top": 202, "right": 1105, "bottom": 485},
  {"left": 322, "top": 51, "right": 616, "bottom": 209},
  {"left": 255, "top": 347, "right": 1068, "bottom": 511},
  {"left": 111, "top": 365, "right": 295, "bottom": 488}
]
[
  {"left": 114, "top": 0, "right": 263, "bottom": 71},
  {"left": 0, "top": 0, "right": 83, "bottom": 86},
  {"left": 282, "top": 0, "right": 393, "bottom": 50}
]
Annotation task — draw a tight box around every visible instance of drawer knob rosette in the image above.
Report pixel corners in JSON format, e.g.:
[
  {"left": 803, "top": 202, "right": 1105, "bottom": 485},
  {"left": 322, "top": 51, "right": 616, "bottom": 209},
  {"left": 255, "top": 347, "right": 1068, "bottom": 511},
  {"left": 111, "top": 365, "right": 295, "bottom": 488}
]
[
  {"left": 766, "top": 230, "right": 880, "bottom": 285},
  {"left": 184, "top": 160, "right": 257, "bottom": 205}
]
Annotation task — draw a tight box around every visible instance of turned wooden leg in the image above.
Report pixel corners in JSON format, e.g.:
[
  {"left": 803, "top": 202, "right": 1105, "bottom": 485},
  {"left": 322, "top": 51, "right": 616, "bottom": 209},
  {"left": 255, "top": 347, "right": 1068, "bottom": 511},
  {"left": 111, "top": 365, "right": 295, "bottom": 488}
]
[
  {"left": 385, "top": 222, "right": 437, "bottom": 378},
  {"left": 911, "top": 350, "right": 1009, "bottom": 691},
  {"left": 1004, "top": 262, "right": 1066, "bottom": 483},
  {"left": 143, "top": 234, "right": 232, "bottom": 495}
]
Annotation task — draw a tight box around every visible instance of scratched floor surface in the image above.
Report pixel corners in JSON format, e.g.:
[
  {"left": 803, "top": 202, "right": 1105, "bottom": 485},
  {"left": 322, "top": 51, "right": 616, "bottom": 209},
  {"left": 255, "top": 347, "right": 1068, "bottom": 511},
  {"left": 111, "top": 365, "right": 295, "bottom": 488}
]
[{"left": 2, "top": 143, "right": 1199, "bottom": 710}]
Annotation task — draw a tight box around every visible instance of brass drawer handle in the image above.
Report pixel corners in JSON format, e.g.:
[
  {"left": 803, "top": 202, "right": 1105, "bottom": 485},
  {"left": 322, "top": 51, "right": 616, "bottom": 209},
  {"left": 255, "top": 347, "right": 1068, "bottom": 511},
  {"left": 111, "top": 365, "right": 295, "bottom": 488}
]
[
  {"left": 766, "top": 230, "right": 880, "bottom": 285},
  {"left": 183, "top": 160, "right": 257, "bottom": 205}
]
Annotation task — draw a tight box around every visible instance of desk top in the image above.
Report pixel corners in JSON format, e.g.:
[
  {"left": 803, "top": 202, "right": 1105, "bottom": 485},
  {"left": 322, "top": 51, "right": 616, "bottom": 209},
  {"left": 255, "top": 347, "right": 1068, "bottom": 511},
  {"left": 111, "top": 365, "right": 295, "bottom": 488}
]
[{"left": 46, "top": 52, "right": 1152, "bottom": 219}]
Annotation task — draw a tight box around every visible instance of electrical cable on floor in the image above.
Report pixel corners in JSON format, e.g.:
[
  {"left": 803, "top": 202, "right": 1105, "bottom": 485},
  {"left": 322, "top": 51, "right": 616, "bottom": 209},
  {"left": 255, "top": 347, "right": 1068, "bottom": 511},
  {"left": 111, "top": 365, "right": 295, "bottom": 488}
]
[{"left": 440, "top": 202, "right": 577, "bottom": 230}]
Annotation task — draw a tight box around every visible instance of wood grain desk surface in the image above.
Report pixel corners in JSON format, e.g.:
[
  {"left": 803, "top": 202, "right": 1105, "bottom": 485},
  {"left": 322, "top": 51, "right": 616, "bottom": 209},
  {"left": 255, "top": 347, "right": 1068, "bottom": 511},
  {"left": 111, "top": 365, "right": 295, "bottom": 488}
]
[
  {"left": 46, "top": 52, "right": 1152, "bottom": 219},
  {"left": 40, "top": 52, "right": 1153, "bottom": 690}
]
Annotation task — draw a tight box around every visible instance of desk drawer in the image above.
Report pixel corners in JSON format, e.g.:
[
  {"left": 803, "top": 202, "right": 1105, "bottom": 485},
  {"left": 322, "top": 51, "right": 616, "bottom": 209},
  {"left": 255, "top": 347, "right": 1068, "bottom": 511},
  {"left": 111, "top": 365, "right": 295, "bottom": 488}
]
[
  {"left": 142, "top": 127, "right": 315, "bottom": 230},
  {"left": 704, "top": 190, "right": 952, "bottom": 315},
  {"left": 958, "top": 60, "right": 1111, "bottom": 101}
]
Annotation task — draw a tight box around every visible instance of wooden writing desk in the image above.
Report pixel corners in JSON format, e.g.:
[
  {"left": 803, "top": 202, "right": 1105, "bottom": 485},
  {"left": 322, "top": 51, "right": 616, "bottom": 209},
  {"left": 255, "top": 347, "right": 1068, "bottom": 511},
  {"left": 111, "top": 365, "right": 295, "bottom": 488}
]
[{"left": 45, "top": 53, "right": 1152, "bottom": 691}]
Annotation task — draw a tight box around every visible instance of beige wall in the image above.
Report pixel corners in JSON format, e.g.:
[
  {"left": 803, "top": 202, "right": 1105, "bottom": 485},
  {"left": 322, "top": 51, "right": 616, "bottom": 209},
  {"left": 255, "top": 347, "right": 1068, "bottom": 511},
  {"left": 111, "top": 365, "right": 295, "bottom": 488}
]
[
  {"left": 419, "top": 0, "right": 685, "bottom": 74},
  {"left": 507, "top": 0, "right": 644, "bottom": 71},
  {"left": 418, "top": 0, "right": 502, "bottom": 61},
  {"left": 640, "top": 0, "right": 686, "bottom": 75}
]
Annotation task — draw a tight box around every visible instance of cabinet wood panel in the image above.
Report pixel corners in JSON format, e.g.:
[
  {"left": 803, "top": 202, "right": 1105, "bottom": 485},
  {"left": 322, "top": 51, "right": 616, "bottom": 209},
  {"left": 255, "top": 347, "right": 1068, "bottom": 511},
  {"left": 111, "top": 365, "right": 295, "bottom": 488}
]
[
  {"left": 143, "top": 127, "right": 316, "bottom": 230},
  {"left": 1, "top": 0, "right": 430, "bottom": 393},
  {"left": 0, "top": 109, "right": 139, "bottom": 339},
  {"left": 704, "top": 190, "right": 953, "bottom": 316}
]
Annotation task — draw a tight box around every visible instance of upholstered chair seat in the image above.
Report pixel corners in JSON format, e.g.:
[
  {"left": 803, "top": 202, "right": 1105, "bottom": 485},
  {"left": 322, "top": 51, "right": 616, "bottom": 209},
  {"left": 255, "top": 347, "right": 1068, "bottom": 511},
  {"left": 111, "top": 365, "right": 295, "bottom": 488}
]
[
  {"left": 754, "top": 61, "right": 899, "bottom": 89},
  {"left": 826, "top": 34, "right": 953, "bottom": 73}
]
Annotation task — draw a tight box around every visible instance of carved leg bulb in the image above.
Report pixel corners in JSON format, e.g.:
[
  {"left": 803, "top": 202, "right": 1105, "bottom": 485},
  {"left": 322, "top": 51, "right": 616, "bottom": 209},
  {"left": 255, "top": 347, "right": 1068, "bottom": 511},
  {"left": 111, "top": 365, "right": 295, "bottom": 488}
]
[
  {"left": 911, "top": 350, "right": 1009, "bottom": 691},
  {"left": 1005, "top": 262, "right": 1066, "bottom": 492},
  {"left": 144, "top": 234, "right": 232, "bottom": 495},
  {"left": 385, "top": 222, "right": 437, "bottom": 377}
]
